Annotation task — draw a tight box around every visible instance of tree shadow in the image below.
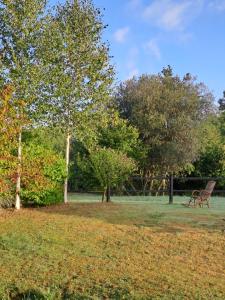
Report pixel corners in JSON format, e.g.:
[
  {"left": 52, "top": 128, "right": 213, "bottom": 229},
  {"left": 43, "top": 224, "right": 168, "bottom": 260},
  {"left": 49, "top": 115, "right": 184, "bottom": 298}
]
[
  {"left": 37, "top": 201, "right": 225, "bottom": 233},
  {"left": 37, "top": 202, "right": 188, "bottom": 233},
  {"left": 8, "top": 286, "right": 132, "bottom": 300}
]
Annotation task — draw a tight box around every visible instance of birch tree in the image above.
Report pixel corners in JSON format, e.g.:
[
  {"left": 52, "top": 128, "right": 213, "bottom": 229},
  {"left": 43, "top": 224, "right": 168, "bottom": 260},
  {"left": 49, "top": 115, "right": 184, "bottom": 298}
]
[
  {"left": 0, "top": 0, "right": 46, "bottom": 209},
  {"left": 40, "top": 0, "right": 114, "bottom": 203}
]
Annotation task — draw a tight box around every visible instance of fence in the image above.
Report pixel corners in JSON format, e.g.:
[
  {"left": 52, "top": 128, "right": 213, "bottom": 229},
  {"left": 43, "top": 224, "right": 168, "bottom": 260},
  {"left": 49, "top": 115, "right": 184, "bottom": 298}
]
[
  {"left": 70, "top": 176, "right": 225, "bottom": 203},
  {"left": 112, "top": 175, "right": 225, "bottom": 204},
  {"left": 169, "top": 176, "right": 225, "bottom": 204}
]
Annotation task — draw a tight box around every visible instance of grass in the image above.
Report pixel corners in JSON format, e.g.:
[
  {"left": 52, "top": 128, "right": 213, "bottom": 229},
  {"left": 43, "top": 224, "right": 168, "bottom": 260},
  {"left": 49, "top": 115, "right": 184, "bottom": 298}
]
[
  {"left": 0, "top": 194, "right": 224, "bottom": 299},
  {"left": 68, "top": 194, "right": 225, "bottom": 231}
]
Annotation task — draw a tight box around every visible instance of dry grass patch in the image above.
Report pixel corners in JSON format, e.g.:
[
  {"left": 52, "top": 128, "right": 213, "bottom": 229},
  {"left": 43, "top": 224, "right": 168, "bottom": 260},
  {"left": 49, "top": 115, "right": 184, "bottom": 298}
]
[{"left": 0, "top": 203, "right": 224, "bottom": 299}]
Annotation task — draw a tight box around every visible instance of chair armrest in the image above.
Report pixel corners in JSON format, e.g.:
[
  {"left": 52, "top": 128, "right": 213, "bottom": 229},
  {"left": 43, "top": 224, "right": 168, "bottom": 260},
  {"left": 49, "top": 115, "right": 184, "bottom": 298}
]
[{"left": 192, "top": 190, "right": 201, "bottom": 198}]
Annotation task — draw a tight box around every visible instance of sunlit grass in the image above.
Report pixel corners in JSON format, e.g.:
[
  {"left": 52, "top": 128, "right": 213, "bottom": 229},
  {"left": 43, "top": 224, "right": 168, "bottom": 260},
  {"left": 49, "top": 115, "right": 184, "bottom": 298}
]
[{"left": 0, "top": 196, "right": 224, "bottom": 299}]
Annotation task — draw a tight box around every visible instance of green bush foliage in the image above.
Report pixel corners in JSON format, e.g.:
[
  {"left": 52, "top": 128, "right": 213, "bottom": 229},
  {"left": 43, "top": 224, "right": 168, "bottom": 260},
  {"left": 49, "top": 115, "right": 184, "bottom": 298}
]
[{"left": 20, "top": 143, "right": 66, "bottom": 206}]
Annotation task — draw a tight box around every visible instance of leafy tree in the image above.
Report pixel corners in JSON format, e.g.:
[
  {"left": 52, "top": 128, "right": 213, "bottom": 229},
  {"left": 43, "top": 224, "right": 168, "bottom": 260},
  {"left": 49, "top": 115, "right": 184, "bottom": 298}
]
[
  {"left": 0, "top": 85, "right": 28, "bottom": 206},
  {"left": 115, "top": 67, "right": 215, "bottom": 181},
  {"left": 23, "top": 126, "right": 66, "bottom": 155},
  {"left": 39, "top": 0, "right": 114, "bottom": 203},
  {"left": 97, "top": 111, "right": 140, "bottom": 158},
  {"left": 83, "top": 148, "right": 136, "bottom": 201},
  {"left": 0, "top": 88, "right": 66, "bottom": 207},
  {"left": 0, "top": 0, "right": 47, "bottom": 209},
  {"left": 190, "top": 117, "right": 225, "bottom": 189},
  {"left": 0, "top": 85, "right": 17, "bottom": 195},
  {"left": 68, "top": 112, "right": 142, "bottom": 192}
]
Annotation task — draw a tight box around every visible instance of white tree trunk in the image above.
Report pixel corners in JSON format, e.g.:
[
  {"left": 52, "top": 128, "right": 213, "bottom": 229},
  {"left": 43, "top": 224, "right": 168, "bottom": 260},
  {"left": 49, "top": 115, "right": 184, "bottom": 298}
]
[
  {"left": 15, "top": 130, "right": 22, "bottom": 210},
  {"left": 64, "top": 133, "right": 71, "bottom": 203}
]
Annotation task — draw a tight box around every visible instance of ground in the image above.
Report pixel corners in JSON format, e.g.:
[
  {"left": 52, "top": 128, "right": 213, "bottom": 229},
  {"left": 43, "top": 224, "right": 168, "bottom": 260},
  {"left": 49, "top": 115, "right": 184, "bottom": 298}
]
[{"left": 0, "top": 195, "right": 224, "bottom": 299}]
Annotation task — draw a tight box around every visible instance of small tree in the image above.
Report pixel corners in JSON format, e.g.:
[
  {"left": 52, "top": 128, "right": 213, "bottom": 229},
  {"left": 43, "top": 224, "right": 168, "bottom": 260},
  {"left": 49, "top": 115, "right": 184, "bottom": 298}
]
[{"left": 89, "top": 148, "right": 136, "bottom": 202}]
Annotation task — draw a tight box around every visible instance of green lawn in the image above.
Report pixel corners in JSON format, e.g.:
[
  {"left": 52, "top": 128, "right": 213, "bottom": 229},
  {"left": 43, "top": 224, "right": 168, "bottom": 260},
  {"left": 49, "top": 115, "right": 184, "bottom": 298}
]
[
  {"left": 0, "top": 195, "right": 224, "bottom": 299},
  {"left": 68, "top": 193, "right": 225, "bottom": 231}
]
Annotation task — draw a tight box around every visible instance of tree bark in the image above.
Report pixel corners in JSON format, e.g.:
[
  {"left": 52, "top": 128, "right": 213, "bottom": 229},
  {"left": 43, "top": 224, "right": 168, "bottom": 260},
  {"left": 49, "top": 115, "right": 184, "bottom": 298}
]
[
  {"left": 15, "top": 130, "right": 22, "bottom": 210},
  {"left": 106, "top": 186, "right": 111, "bottom": 202},
  {"left": 64, "top": 133, "right": 71, "bottom": 204},
  {"left": 102, "top": 188, "right": 106, "bottom": 202},
  {"left": 162, "top": 179, "right": 166, "bottom": 196}
]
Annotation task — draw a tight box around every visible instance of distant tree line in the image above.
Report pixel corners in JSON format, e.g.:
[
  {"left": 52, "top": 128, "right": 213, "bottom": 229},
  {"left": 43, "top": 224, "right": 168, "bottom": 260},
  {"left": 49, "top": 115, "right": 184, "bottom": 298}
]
[{"left": 70, "top": 66, "right": 225, "bottom": 197}]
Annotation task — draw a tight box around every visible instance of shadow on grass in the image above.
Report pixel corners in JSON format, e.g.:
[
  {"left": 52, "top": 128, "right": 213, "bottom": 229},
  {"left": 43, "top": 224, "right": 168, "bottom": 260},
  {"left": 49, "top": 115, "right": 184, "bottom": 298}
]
[
  {"left": 36, "top": 201, "right": 225, "bottom": 233},
  {"left": 7, "top": 285, "right": 133, "bottom": 300}
]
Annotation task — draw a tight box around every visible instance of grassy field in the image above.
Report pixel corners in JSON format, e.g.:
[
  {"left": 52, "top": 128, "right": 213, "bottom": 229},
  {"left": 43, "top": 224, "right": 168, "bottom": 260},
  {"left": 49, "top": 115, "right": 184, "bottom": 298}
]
[
  {"left": 0, "top": 194, "right": 225, "bottom": 299},
  {"left": 68, "top": 194, "right": 225, "bottom": 231}
]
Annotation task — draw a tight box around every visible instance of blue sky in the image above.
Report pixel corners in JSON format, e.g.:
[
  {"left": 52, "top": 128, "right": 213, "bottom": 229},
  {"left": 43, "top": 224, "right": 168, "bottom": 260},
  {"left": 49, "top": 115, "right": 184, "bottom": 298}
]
[{"left": 52, "top": 0, "right": 225, "bottom": 100}]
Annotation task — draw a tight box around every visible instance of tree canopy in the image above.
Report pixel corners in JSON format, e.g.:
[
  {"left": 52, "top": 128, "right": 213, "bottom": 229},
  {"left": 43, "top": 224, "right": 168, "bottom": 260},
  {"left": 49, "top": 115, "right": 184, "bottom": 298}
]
[{"left": 115, "top": 67, "right": 216, "bottom": 176}]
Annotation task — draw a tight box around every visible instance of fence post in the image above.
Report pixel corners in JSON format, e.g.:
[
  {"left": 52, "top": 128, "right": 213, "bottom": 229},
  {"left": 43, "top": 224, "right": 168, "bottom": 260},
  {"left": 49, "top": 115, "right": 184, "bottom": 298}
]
[{"left": 169, "top": 175, "right": 173, "bottom": 204}]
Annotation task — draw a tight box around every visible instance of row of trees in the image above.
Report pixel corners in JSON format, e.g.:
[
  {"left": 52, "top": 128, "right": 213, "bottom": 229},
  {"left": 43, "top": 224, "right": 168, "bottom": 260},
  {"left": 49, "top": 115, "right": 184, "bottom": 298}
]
[
  {"left": 0, "top": 0, "right": 115, "bottom": 208},
  {"left": 70, "top": 67, "right": 225, "bottom": 196},
  {"left": 1, "top": 0, "right": 224, "bottom": 207}
]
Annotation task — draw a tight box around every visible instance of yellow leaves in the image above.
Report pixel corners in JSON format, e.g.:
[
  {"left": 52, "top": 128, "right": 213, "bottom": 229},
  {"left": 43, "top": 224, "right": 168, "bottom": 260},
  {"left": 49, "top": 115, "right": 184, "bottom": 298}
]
[
  {"left": 0, "top": 85, "right": 31, "bottom": 195},
  {"left": 0, "top": 84, "right": 14, "bottom": 103}
]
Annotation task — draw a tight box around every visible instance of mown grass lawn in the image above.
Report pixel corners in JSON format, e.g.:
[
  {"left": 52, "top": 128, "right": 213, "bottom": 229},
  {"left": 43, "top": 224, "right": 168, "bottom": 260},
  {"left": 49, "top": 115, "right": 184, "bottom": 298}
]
[{"left": 0, "top": 195, "right": 225, "bottom": 299}]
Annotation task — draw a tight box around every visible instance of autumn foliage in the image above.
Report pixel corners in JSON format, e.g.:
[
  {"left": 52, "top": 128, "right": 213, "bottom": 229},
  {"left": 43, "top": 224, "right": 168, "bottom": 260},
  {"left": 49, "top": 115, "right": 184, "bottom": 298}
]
[
  {"left": 0, "top": 85, "right": 22, "bottom": 194},
  {"left": 0, "top": 86, "right": 66, "bottom": 206}
]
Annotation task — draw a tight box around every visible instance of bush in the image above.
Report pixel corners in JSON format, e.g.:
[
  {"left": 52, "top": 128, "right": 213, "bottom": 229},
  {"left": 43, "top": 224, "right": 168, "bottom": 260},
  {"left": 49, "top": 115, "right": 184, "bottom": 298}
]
[
  {"left": 0, "top": 193, "right": 14, "bottom": 208},
  {"left": 20, "top": 143, "right": 66, "bottom": 206},
  {"left": 21, "top": 188, "right": 63, "bottom": 206}
]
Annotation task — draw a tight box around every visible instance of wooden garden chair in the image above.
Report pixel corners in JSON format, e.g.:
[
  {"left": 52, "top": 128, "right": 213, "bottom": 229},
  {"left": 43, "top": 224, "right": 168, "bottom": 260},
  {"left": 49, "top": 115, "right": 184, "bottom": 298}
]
[{"left": 188, "top": 181, "right": 216, "bottom": 208}]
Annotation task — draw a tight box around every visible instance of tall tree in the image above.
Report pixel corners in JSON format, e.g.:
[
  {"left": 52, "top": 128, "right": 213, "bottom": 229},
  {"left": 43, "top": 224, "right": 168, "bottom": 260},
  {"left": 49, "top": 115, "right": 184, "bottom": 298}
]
[
  {"left": 0, "top": 0, "right": 46, "bottom": 209},
  {"left": 115, "top": 67, "right": 215, "bottom": 180},
  {"left": 40, "top": 0, "right": 114, "bottom": 203}
]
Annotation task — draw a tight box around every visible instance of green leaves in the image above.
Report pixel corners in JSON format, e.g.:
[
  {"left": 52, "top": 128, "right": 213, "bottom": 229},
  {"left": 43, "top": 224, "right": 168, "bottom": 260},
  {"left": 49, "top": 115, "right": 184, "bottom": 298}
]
[
  {"left": 89, "top": 148, "right": 136, "bottom": 189},
  {"left": 0, "top": 0, "right": 46, "bottom": 108},
  {"left": 39, "top": 0, "right": 114, "bottom": 134},
  {"left": 21, "top": 141, "right": 66, "bottom": 205},
  {"left": 115, "top": 68, "right": 216, "bottom": 175}
]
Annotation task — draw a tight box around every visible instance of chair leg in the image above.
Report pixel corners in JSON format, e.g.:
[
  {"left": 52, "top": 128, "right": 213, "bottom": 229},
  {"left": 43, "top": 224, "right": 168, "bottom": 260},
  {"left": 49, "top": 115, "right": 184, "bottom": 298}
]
[
  {"left": 188, "top": 198, "right": 194, "bottom": 207},
  {"left": 195, "top": 200, "right": 199, "bottom": 208}
]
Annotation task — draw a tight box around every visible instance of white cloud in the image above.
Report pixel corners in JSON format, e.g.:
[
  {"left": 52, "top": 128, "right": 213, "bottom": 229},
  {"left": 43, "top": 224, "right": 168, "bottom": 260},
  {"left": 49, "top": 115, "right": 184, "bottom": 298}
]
[
  {"left": 145, "top": 39, "right": 161, "bottom": 60},
  {"left": 209, "top": 0, "right": 225, "bottom": 12},
  {"left": 142, "top": 0, "right": 203, "bottom": 31},
  {"left": 113, "top": 27, "right": 130, "bottom": 43},
  {"left": 127, "top": 68, "right": 139, "bottom": 79}
]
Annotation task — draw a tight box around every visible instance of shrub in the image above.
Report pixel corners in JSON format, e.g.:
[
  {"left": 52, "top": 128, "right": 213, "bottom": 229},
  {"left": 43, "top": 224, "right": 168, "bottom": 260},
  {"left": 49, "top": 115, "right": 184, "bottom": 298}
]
[
  {"left": 0, "top": 193, "right": 14, "bottom": 208},
  {"left": 20, "top": 143, "right": 66, "bottom": 206}
]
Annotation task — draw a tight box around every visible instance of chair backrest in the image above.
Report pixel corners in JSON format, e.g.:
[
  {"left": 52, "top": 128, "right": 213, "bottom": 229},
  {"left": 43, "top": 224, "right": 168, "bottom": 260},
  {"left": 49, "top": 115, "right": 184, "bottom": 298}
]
[{"left": 203, "top": 181, "right": 216, "bottom": 196}]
